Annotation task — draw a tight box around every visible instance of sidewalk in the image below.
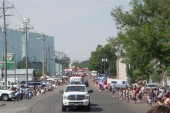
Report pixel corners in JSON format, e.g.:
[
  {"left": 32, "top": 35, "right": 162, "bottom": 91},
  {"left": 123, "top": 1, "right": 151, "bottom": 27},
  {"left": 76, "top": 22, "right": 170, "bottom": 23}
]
[{"left": 0, "top": 85, "right": 63, "bottom": 108}]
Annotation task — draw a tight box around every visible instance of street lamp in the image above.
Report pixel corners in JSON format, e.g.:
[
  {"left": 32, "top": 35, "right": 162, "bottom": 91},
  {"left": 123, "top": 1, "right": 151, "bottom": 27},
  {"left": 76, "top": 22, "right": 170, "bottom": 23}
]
[
  {"left": 38, "top": 34, "right": 45, "bottom": 81},
  {"left": 102, "top": 57, "right": 107, "bottom": 75},
  {"left": 115, "top": 52, "right": 119, "bottom": 79}
]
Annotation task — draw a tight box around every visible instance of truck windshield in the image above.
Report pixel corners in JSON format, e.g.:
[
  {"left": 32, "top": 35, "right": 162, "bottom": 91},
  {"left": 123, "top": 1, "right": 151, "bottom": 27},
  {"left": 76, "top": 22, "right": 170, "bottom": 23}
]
[
  {"left": 65, "top": 86, "right": 86, "bottom": 92},
  {"left": 70, "top": 81, "right": 82, "bottom": 84},
  {"left": 0, "top": 86, "right": 4, "bottom": 90}
]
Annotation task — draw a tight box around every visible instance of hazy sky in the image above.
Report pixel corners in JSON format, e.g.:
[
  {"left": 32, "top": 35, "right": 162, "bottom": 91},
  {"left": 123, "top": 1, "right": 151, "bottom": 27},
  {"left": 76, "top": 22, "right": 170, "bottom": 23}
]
[{"left": 5, "top": 0, "right": 131, "bottom": 62}]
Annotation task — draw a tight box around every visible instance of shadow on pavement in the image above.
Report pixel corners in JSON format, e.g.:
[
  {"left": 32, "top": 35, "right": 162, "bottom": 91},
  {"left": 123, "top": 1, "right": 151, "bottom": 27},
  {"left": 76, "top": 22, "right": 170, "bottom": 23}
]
[
  {"left": 90, "top": 107, "right": 103, "bottom": 112},
  {"left": 90, "top": 103, "right": 98, "bottom": 107},
  {"left": 66, "top": 103, "right": 103, "bottom": 112}
]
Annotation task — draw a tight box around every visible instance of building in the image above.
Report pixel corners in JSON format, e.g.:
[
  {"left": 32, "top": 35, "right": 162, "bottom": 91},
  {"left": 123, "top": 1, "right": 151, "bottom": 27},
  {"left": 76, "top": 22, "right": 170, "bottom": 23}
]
[
  {"left": 0, "top": 28, "right": 55, "bottom": 80},
  {"left": 0, "top": 69, "right": 34, "bottom": 82},
  {"left": 118, "top": 58, "right": 128, "bottom": 81}
]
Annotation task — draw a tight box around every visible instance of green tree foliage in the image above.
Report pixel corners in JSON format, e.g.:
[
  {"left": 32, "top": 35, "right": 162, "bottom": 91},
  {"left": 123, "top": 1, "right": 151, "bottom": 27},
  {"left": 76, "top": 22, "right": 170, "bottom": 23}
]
[
  {"left": 110, "top": 0, "right": 170, "bottom": 82},
  {"left": 88, "top": 44, "right": 117, "bottom": 76},
  {"left": 71, "top": 60, "right": 89, "bottom": 68},
  {"left": 34, "top": 70, "right": 42, "bottom": 78}
]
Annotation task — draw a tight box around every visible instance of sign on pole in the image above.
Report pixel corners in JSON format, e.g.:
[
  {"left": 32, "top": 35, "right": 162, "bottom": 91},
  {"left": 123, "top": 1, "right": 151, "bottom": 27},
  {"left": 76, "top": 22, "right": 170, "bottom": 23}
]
[{"left": 2, "top": 53, "right": 15, "bottom": 70}]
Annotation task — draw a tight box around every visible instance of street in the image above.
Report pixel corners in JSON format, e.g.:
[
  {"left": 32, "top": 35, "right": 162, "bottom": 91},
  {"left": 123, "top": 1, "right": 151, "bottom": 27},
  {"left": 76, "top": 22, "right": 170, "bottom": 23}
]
[
  {"left": 0, "top": 1, "right": 169, "bottom": 113},
  {"left": 0, "top": 81, "right": 150, "bottom": 113}
]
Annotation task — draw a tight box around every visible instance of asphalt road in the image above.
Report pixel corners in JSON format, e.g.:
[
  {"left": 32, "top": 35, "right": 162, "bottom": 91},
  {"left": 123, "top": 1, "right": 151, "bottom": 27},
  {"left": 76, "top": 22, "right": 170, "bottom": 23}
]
[{"left": 0, "top": 78, "right": 150, "bottom": 113}]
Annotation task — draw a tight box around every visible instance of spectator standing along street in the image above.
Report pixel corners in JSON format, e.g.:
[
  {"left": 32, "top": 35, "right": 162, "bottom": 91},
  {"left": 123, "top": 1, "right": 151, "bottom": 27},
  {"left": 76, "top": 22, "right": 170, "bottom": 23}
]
[{"left": 111, "top": 83, "right": 116, "bottom": 98}]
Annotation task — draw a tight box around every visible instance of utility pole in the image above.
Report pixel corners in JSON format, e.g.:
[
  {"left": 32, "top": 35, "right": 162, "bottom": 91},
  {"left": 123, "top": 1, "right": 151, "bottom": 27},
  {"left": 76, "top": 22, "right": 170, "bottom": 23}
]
[
  {"left": 48, "top": 47, "right": 50, "bottom": 75},
  {"left": 46, "top": 52, "right": 48, "bottom": 78},
  {"left": 58, "top": 51, "right": 60, "bottom": 76},
  {"left": 0, "top": 0, "right": 13, "bottom": 89},
  {"left": 38, "top": 34, "right": 45, "bottom": 81},
  {"left": 20, "top": 18, "right": 33, "bottom": 87},
  {"left": 54, "top": 51, "right": 56, "bottom": 77},
  {"left": 14, "top": 53, "right": 16, "bottom": 83},
  {"left": 41, "top": 34, "right": 45, "bottom": 81}
]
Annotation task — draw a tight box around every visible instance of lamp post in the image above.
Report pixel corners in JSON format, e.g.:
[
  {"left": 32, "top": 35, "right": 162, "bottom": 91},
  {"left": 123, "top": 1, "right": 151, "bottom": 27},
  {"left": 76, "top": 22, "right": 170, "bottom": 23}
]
[
  {"left": 102, "top": 55, "right": 107, "bottom": 75},
  {"left": 115, "top": 53, "right": 119, "bottom": 79}
]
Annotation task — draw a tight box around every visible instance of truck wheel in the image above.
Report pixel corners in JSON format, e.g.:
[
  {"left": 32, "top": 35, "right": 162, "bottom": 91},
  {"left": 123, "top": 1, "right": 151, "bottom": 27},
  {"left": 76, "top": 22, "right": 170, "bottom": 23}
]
[
  {"left": 62, "top": 104, "right": 67, "bottom": 112},
  {"left": 2, "top": 94, "right": 9, "bottom": 101},
  {"left": 85, "top": 104, "right": 90, "bottom": 112}
]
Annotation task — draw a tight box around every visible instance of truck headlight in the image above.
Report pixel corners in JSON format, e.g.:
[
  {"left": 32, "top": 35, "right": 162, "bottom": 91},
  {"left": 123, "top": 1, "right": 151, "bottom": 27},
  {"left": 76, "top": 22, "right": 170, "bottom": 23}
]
[{"left": 85, "top": 94, "right": 89, "bottom": 99}]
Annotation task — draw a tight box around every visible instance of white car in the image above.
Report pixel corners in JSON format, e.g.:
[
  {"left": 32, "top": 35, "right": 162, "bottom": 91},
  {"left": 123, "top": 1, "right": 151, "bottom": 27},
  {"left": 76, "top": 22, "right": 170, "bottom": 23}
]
[
  {"left": 0, "top": 86, "right": 16, "bottom": 101},
  {"left": 146, "top": 83, "right": 158, "bottom": 90},
  {"left": 61, "top": 84, "right": 93, "bottom": 112}
]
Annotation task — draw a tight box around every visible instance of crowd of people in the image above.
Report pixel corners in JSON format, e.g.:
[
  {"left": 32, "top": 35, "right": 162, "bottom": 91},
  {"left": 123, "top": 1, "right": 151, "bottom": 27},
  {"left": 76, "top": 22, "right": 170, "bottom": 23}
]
[
  {"left": 9, "top": 81, "right": 58, "bottom": 101},
  {"left": 90, "top": 75, "right": 170, "bottom": 112},
  {"left": 110, "top": 84, "right": 170, "bottom": 108}
]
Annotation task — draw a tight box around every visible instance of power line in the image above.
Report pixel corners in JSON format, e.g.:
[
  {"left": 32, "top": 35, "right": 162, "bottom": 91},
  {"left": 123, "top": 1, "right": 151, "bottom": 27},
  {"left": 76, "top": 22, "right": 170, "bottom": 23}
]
[{"left": 5, "top": 0, "right": 23, "bottom": 19}]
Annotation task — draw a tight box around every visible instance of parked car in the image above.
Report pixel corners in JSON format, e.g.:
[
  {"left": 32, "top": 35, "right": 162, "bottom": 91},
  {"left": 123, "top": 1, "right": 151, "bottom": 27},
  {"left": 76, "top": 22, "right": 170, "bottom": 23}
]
[
  {"left": 27, "top": 81, "right": 42, "bottom": 88},
  {"left": 0, "top": 86, "right": 16, "bottom": 101},
  {"left": 0, "top": 81, "right": 18, "bottom": 89},
  {"left": 146, "top": 83, "right": 158, "bottom": 90},
  {"left": 20, "top": 80, "right": 27, "bottom": 88},
  {"left": 98, "top": 74, "right": 106, "bottom": 77},
  {"left": 41, "top": 81, "right": 49, "bottom": 87}
]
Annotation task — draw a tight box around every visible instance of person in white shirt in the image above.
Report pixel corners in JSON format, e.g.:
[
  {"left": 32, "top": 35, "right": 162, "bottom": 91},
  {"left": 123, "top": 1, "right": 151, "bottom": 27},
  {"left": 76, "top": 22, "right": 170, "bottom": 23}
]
[{"left": 111, "top": 83, "right": 116, "bottom": 98}]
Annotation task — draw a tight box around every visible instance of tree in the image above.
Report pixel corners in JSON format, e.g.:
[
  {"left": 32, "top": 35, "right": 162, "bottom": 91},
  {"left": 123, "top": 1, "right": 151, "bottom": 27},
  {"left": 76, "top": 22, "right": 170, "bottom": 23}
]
[
  {"left": 88, "top": 45, "right": 103, "bottom": 73},
  {"left": 110, "top": 0, "right": 170, "bottom": 82},
  {"left": 88, "top": 44, "right": 117, "bottom": 76},
  {"left": 71, "top": 60, "right": 89, "bottom": 68},
  {"left": 34, "top": 70, "right": 42, "bottom": 80}
]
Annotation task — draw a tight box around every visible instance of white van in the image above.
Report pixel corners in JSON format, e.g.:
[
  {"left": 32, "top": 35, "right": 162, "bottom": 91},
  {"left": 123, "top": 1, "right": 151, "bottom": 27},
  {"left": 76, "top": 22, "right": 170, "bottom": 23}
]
[
  {"left": 69, "top": 77, "right": 82, "bottom": 84},
  {"left": 0, "top": 81, "right": 18, "bottom": 88},
  {"left": 107, "top": 79, "right": 132, "bottom": 89},
  {"left": 91, "top": 71, "right": 97, "bottom": 77}
]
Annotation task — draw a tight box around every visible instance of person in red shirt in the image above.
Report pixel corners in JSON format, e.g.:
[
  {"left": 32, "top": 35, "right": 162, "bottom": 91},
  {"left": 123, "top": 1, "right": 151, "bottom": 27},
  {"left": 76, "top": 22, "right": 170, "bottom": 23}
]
[{"left": 135, "top": 87, "right": 140, "bottom": 102}]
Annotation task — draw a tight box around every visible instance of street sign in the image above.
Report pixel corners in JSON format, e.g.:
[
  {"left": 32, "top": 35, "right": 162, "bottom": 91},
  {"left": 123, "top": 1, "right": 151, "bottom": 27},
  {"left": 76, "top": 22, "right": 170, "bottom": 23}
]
[
  {"left": 1, "top": 63, "right": 15, "bottom": 70},
  {"left": 2, "top": 53, "right": 15, "bottom": 62},
  {"left": 2, "top": 53, "right": 15, "bottom": 70}
]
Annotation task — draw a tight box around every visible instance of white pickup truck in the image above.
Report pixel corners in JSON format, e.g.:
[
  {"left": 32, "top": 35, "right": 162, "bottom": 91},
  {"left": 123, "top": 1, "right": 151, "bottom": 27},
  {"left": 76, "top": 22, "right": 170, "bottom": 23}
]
[
  {"left": 0, "top": 86, "right": 16, "bottom": 101},
  {"left": 60, "top": 84, "right": 93, "bottom": 112}
]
